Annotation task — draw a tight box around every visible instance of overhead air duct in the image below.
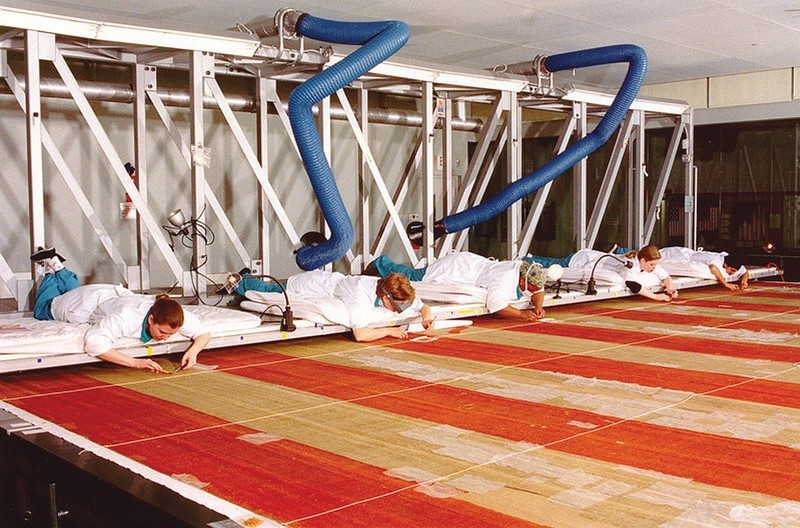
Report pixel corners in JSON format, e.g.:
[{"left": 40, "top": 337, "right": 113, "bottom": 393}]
[
  {"left": 437, "top": 44, "right": 647, "bottom": 236},
  {"left": 276, "top": 9, "right": 410, "bottom": 270}
]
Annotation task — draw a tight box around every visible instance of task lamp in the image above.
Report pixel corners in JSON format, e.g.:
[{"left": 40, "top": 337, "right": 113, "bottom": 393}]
[
  {"left": 547, "top": 264, "right": 565, "bottom": 299},
  {"left": 224, "top": 271, "right": 296, "bottom": 332},
  {"left": 586, "top": 254, "right": 633, "bottom": 295}
]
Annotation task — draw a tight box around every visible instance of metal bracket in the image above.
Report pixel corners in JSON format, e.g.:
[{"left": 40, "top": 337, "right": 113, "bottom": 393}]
[
  {"left": 274, "top": 8, "right": 305, "bottom": 65},
  {"left": 142, "top": 65, "right": 157, "bottom": 92}
]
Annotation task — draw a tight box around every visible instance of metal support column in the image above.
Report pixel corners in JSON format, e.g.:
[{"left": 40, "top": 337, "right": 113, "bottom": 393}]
[
  {"left": 422, "top": 82, "right": 435, "bottom": 264},
  {"left": 189, "top": 51, "right": 210, "bottom": 296},
  {"left": 442, "top": 98, "right": 454, "bottom": 219},
  {"left": 573, "top": 101, "right": 587, "bottom": 250},
  {"left": 319, "top": 94, "right": 334, "bottom": 270},
  {"left": 683, "top": 109, "right": 697, "bottom": 248},
  {"left": 506, "top": 90, "right": 521, "bottom": 259},
  {"left": 630, "top": 109, "right": 647, "bottom": 247},
  {"left": 643, "top": 117, "right": 686, "bottom": 244},
  {"left": 357, "top": 88, "right": 370, "bottom": 272},
  {"left": 132, "top": 64, "right": 151, "bottom": 290},
  {"left": 516, "top": 111, "right": 577, "bottom": 258},
  {"left": 24, "top": 30, "right": 47, "bottom": 310},
  {"left": 256, "top": 77, "right": 271, "bottom": 274},
  {"left": 585, "top": 113, "right": 636, "bottom": 249}
]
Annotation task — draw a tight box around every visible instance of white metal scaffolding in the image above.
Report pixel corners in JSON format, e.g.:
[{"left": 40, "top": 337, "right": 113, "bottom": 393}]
[{"left": 0, "top": 5, "right": 694, "bottom": 311}]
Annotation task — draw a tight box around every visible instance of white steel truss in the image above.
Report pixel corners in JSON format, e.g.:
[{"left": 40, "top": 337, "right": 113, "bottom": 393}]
[{"left": 0, "top": 6, "right": 694, "bottom": 310}]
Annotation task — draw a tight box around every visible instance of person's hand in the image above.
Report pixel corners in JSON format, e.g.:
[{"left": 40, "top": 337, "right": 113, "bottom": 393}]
[
  {"left": 724, "top": 283, "right": 739, "bottom": 291},
  {"left": 519, "top": 310, "right": 539, "bottom": 322},
  {"left": 133, "top": 358, "right": 164, "bottom": 373},
  {"left": 422, "top": 318, "right": 434, "bottom": 330},
  {"left": 181, "top": 351, "right": 199, "bottom": 370},
  {"left": 533, "top": 307, "right": 546, "bottom": 319},
  {"left": 667, "top": 289, "right": 679, "bottom": 299},
  {"left": 740, "top": 280, "right": 749, "bottom": 290},
  {"left": 655, "top": 293, "right": 673, "bottom": 302}
]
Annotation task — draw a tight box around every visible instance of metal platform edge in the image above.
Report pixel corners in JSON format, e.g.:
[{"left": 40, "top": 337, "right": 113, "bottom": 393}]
[
  {"left": 0, "top": 266, "right": 782, "bottom": 374},
  {"left": 0, "top": 319, "right": 349, "bottom": 374}
]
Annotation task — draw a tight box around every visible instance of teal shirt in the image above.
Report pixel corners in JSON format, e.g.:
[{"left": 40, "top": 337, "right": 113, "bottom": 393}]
[{"left": 140, "top": 309, "right": 153, "bottom": 342}]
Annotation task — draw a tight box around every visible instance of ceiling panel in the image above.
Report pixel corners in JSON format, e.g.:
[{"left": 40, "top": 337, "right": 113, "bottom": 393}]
[{"left": 6, "top": 0, "right": 800, "bottom": 89}]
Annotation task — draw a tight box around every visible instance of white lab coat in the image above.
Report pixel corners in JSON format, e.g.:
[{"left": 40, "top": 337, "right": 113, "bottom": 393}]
[
  {"left": 286, "top": 270, "right": 424, "bottom": 329},
  {"left": 49, "top": 284, "right": 203, "bottom": 356},
  {"left": 659, "top": 246, "right": 746, "bottom": 280},
  {"left": 423, "top": 252, "right": 520, "bottom": 314},
  {"left": 623, "top": 259, "right": 670, "bottom": 288}
]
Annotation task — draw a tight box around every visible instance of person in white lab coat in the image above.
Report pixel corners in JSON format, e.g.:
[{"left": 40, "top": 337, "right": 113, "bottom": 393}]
[
  {"left": 366, "top": 252, "right": 546, "bottom": 321},
  {"left": 237, "top": 269, "right": 433, "bottom": 342},
  {"left": 31, "top": 247, "right": 210, "bottom": 372},
  {"left": 622, "top": 245, "right": 679, "bottom": 302},
  {"left": 659, "top": 246, "right": 749, "bottom": 290}
]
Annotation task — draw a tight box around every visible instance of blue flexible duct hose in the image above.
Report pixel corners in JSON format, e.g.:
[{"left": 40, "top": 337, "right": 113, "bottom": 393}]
[
  {"left": 290, "top": 15, "right": 410, "bottom": 270},
  {"left": 442, "top": 44, "right": 647, "bottom": 234}
]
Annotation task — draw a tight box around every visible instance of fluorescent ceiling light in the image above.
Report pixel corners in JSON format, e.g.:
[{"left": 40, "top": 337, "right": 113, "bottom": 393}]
[
  {"left": 562, "top": 86, "right": 689, "bottom": 115},
  {"left": 0, "top": 5, "right": 260, "bottom": 57}
]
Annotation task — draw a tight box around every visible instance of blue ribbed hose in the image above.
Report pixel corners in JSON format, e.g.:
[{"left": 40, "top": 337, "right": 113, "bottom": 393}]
[
  {"left": 441, "top": 44, "right": 647, "bottom": 234},
  {"left": 290, "top": 15, "right": 410, "bottom": 270}
]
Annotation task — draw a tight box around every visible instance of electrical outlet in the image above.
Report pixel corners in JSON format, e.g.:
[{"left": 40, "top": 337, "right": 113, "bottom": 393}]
[
  {"left": 407, "top": 213, "right": 420, "bottom": 222},
  {"left": 436, "top": 155, "right": 444, "bottom": 171}
]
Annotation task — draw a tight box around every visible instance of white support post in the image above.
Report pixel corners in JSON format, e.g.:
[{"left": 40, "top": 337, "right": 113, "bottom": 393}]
[
  {"left": 132, "top": 63, "right": 151, "bottom": 290},
  {"left": 25, "top": 30, "right": 46, "bottom": 311},
  {"left": 189, "top": 51, "right": 210, "bottom": 297},
  {"left": 644, "top": 117, "right": 685, "bottom": 243},
  {"left": 506, "top": 90, "right": 521, "bottom": 260},
  {"left": 336, "top": 89, "right": 418, "bottom": 265},
  {"left": 150, "top": 78, "right": 252, "bottom": 268},
  {"left": 318, "top": 95, "right": 332, "bottom": 270},
  {"left": 357, "top": 88, "right": 370, "bottom": 272},
  {"left": 422, "top": 82, "right": 435, "bottom": 264},
  {"left": 49, "top": 49, "right": 185, "bottom": 284},
  {"left": 632, "top": 109, "right": 647, "bottom": 248},
  {"left": 683, "top": 109, "right": 697, "bottom": 248},
  {"left": 6, "top": 66, "right": 130, "bottom": 286},
  {"left": 585, "top": 113, "right": 636, "bottom": 249},
  {"left": 516, "top": 112, "right": 577, "bottom": 259},
  {"left": 573, "top": 101, "right": 587, "bottom": 250},
  {"left": 442, "top": 98, "right": 453, "bottom": 218},
  {"left": 439, "top": 95, "right": 505, "bottom": 256},
  {"left": 256, "top": 77, "right": 271, "bottom": 274}
]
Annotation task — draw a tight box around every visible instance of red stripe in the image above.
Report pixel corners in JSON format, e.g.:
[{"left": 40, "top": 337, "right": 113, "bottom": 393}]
[
  {"left": 216, "top": 348, "right": 800, "bottom": 501},
  {"left": 740, "top": 289, "right": 800, "bottom": 300},
  {"left": 681, "top": 298, "right": 799, "bottom": 313},
  {"left": 392, "top": 338, "right": 800, "bottom": 409},
  {"left": 8, "top": 383, "right": 231, "bottom": 445},
  {"left": 116, "top": 426, "right": 541, "bottom": 527},
  {"left": 0, "top": 369, "right": 107, "bottom": 399},
  {"left": 509, "top": 321, "right": 800, "bottom": 363},
  {"left": 6, "top": 368, "right": 540, "bottom": 527},
  {"left": 752, "top": 282, "right": 800, "bottom": 288},
  {"left": 564, "top": 304, "right": 800, "bottom": 334}
]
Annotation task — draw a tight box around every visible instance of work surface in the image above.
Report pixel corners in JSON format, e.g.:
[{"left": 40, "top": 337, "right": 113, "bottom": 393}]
[{"left": 2, "top": 282, "right": 800, "bottom": 527}]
